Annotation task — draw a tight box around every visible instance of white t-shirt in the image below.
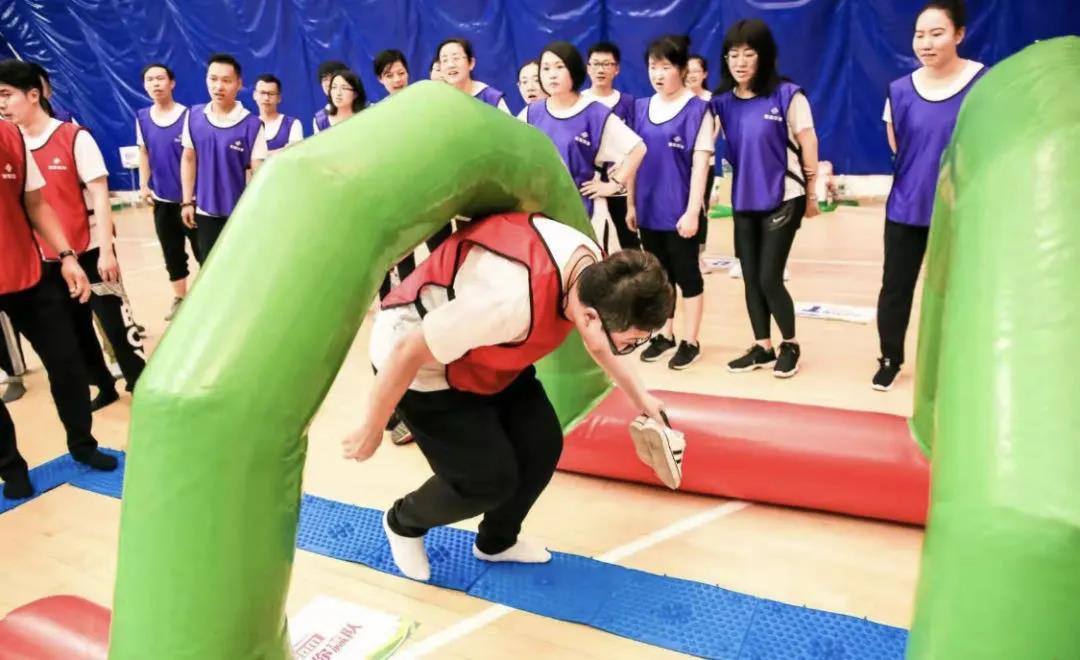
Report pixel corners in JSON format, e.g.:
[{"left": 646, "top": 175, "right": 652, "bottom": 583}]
[
  {"left": 262, "top": 114, "right": 304, "bottom": 151},
  {"left": 181, "top": 102, "right": 269, "bottom": 216},
  {"left": 882, "top": 60, "right": 984, "bottom": 122},
  {"left": 716, "top": 91, "right": 814, "bottom": 201},
  {"left": 648, "top": 89, "right": 716, "bottom": 154},
  {"left": 472, "top": 81, "right": 512, "bottom": 115},
  {"left": 24, "top": 144, "right": 44, "bottom": 192},
  {"left": 135, "top": 103, "right": 188, "bottom": 202},
  {"left": 369, "top": 216, "right": 600, "bottom": 391},
  {"left": 516, "top": 96, "right": 642, "bottom": 168},
  {"left": 581, "top": 88, "right": 623, "bottom": 110},
  {"left": 22, "top": 118, "right": 108, "bottom": 249}
]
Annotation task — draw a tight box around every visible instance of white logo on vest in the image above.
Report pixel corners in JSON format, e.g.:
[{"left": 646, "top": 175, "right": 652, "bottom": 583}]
[
  {"left": 668, "top": 134, "right": 685, "bottom": 150},
  {"left": 228, "top": 139, "right": 246, "bottom": 153},
  {"left": 764, "top": 106, "right": 783, "bottom": 122},
  {"left": 1, "top": 162, "right": 15, "bottom": 180},
  {"left": 573, "top": 131, "right": 592, "bottom": 147},
  {"left": 47, "top": 156, "right": 68, "bottom": 171}
]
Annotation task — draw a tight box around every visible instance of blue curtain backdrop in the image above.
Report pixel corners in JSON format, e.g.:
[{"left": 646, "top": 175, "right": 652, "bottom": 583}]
[{"left": 1, "top": 0, "right": 1075, "bottom": 189}]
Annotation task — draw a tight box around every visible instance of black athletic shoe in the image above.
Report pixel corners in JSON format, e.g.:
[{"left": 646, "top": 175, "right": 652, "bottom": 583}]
[
  {"left": 90, "top": 388, "right": 119, "bottom": 412},
  {"left": 774, "top": 341, "right": 801, "bottom": 378},
  {"left": 872, "top": 357, "right": 901, "bottom": 391},
  {"left": 2, "top": 470, "right": 33, "bottom": 499},
  {"left": 72, "top": 449, "right": 118, "bottom": 471},
  {"left": 640, "top": 335, "right": 677, "bottom": 362},
  {"left": 727, "top": 344, "right": 777, "bottom": 372},
  {"left": 667, "top": 341, "right": 701, "bottom": 370}
]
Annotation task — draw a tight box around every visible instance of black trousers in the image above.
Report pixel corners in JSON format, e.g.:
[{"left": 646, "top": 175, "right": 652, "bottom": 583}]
[
  {"left": 606, "top": 196, "right": 640, "bottom": 250},
  {"left": 0, "top": 312, "right": 24, "bottom": 377},
  {"left": 696, "top": 169, "right": 715, "bottom": 247},
  {"left": 640, "top": 227, "right": 705, "bottom": 307},
  {"left": 876, "top": 220, "right": 930, "bottom": 365},
  {"left": 48, "top": 249, "right": 146, "bottom": 391},
  {"left": 378, "top": 222, "right": 454, "bottom": 300},
  {"left": 387, "top": 366, "right": 564, "bottom": 555},
  {"left": 154, "top": 201, "right": 201, "bottom": 281},
  {"left": 0, "top": 276, "right": 99, "bottom": 481},
  {"left": 734, "top": 196, "right": 805, "bottom": 341},
  {"left": 195, "top": 213, "right": 229, "bottom": 261}
]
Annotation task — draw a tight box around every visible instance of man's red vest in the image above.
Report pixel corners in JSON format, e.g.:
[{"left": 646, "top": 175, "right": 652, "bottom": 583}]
[
  {"left": 31, "top": 121, "right": 91, "bottom": 260},
  {"left": 0, "top": 121, "right": 42, "bottom": 295},
  {"left": 382, "top": 213, "right": 575, "bottom": 395}
]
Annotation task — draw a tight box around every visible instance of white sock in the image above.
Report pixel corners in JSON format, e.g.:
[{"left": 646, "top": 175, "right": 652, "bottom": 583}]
[
  {"left": 382, "top": 512, "right": 430, "bottom": 581},
  {"left": 473, "top": 538, "right": 552, "bottom": 564}
]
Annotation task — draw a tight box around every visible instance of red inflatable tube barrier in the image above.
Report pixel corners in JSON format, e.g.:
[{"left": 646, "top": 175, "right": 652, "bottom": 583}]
[
  {"left": 559, "top": 389, "right": 930, "bottom": 525},
  {"left": 0, "top": 596, "right": 111, "bottom": 660}
]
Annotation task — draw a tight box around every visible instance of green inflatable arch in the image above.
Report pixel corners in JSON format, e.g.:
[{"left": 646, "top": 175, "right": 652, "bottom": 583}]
[{"left": 109, "top": 82, "right": 610, "bottom": 659}]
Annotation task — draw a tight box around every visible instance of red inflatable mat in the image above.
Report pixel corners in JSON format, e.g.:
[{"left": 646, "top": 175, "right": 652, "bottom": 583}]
[
  {"left": 559, "top": 389, "right": 930, "bottom": 525},
  {"left": 0, "top": 596, "right": 110, "bottom": 660}
]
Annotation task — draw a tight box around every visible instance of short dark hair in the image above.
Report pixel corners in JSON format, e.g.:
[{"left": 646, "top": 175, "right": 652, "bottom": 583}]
[
  {"left": 27, "top": 62, "right": 50, "bottom": 86},
  {"left": 437, "top": 38, "right": 474, "bottom": 62},
  {"left": 0, "top": 59, "right": 50, "bottom": 116},
  {"left": 255, "top": 74, "right": 281, "bottom": 92},
  {"left": 646, "top": 35, "right": 691, "bottom": 71},
  {"left": 318, "top": 60, "right": 348, "bottom": 81},
  {"left": 578, "top": 250, "right": 674, "bottom": 333},
  {"left": 918, "top": 0, "right": 967, "bottom": 30},
  {"left": 588, "top": 41, "right": 621, "bottom": 64},
  {"left": 141, "top": 62, "right": 174, "bottom": 80},
  {"left": 689, "top": 54, "right": 708, "bottom": 74},
  {"left": 327, "top": 70, "right": 367, "bottom": 114},
  {"left": 207, "top": 53, "right": 242, "bottom": 78},
  {"left": 717, "top": 20, "right": 781, "bottom": 96},
  {"left": 540, "top": 41, "right": 587, "bottom": 93},
  {"left": 374, "top": 49, "right": 409, "bottom": 78}
]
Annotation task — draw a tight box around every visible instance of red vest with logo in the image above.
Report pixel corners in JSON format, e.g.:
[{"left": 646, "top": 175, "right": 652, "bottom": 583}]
[
  {"left": 0, "top": 121, "right": 42, "bottom": 295},
  {"left": 31, "top": 121, "right": 91, "bottom": 260},
  {"left": 382, "top": 213, "right": 574, "bottom": 395}
]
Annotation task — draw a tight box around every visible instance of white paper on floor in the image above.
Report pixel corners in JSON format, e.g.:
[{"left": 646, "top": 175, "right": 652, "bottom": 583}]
[
  {"left": 702, "top": 254, "right": 737, "bottom": 270},
  {"left": 796, "top": 302, "right": 876, "bottom": 324},
  {"left": 289, "top": 595, "right": 415, "bottom": 660}
]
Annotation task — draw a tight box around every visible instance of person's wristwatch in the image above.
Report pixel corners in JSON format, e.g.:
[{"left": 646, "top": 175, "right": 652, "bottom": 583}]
[
  {"left": 181, "top": 201, "right": 195, "bottom": 209},
  {"left": 58, "top": 249, "right": 76, "bottom": 261}
]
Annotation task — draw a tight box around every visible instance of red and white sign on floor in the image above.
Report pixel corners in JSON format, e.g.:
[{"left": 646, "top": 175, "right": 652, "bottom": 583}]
[{"left": 289, "top": 595, "right": 415, "bottom": 660}]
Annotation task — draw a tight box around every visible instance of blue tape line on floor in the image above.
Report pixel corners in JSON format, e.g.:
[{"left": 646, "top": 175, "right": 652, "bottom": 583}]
[{"left": 5, "top": 453, "right": 909, "bottom": 659}]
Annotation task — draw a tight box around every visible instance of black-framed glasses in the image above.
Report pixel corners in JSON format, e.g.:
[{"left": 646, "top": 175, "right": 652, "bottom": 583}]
[
  {"left": 599, "top": 313, "right": 652, "bottom": 356},
  {"left": 588, "top": 61, "right": 617, "bottom": 69}
]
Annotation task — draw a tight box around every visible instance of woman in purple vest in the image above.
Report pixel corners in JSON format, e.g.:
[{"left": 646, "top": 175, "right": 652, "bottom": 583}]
[
  {"left": 687, "top": 54, "right": 717, "bottom": 264},
  {"left": 631, "top": 35, "right": 714, "bottom": 371},
  {"left": 375, "top": 49, "right": 410, "bottom": 99},
  {"left": 713, "top": 20, "right": 820, "bottom": 379},
  {"left": 315, "top": 69, "right": 366, "bottom": 134},
  {"left": 873, "top": 0, "right": 985, "bottom": 391},
  {"left": 521, "top": 41, "right": 646, "bottom": 256},
  {"left": 517, "top": 59, "right": 546, "bottom": 105},
  {"left": 312, "top": 60, "right": 347, "bottom": 134},
  {"left": 582, "top": 41, "right": 639, "bottom": 250},
  {"left": 437, "top": 38, "right": 511, "bottom": 115},
  {"left": 136, "top": 62, "right": 195, "bottom": 321}
]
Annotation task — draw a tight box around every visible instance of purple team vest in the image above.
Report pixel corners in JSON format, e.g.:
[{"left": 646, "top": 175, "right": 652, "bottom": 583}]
[
  {"left": 886, "top": 67, "right": 987, "bottom": 227},
  {"left": 473, "top": 84, "right": 505, "bottom": 108},
  {"left": 527, "top": 100, "right": 611, "bottom": 215},
  {"left": 136, "top": 106, "right": 187, "bottom": 203},
  {"left": 610, "top": 91, "right": 635, "bottom": 127},
  {"left": 711, "top": 81, "right": 803, "bottom": 213},
  {"left": 633, "top": 95, "right": 709, "bottom": 231},
  {"left": 314, "top": 107, "right": 330, "bottom": 132},
  {"left": 266, "top": 115, "right": 299, "bottom": 151},
  {"left": 189, "top": 104, "right": 262, "bottom": 217}
]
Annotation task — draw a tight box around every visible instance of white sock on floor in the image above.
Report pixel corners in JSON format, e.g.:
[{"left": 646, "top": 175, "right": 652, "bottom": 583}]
[
  {"left": 382, "top": 511, "right": 430, "bottom": 581},
  {"left": 473, "top": 538, "right": 552, "bottom": 564}
]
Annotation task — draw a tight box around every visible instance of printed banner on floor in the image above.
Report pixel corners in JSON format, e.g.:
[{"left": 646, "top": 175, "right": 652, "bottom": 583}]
[
  {"left": 796, "top": 302, "right": 876, "bottom": 324},
  {"left": 289, "top": 595, "right": 414, "bottom": 660}
]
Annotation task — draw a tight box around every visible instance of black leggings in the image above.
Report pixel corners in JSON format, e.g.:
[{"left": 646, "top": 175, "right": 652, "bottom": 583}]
[
  {"left": 1, "top": 276, "right": 100, "bottom": 481},
  {"left": 640, "top": 228, "right": 704, "bottom": 309},
  {"left": 154, "top": 201, "right": 201, "bottom": 281},
  {"left": 606, "top": 196, "right": 639, "bottom": 250},
  {"left": 734, "top": 196, "right": 805, "bottom": 341},
  {"left": 195, "top": 214, "right": 228, "bottom": 261},
  {"left": 876, "top": 220, "right": 929, "bottom": 365},
  {"left": 696, "top": 169, "right": 715, "bottom": 247},
  {"left": 387, "top": 366, "right": 563, "bottom": 555}
]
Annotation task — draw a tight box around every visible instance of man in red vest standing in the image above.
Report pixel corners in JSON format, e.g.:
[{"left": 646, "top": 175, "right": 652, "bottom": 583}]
[
  {"left": 344, "top": 212, "right": 673, "bottom": 581},
  {"left": 0, "top": 118, "right": 117, "bottom": 500}
]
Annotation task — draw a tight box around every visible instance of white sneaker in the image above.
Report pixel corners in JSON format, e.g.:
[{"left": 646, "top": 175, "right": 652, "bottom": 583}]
[
  {"left": 473, "top": 538, "right": 552, "bottom": 564},
  {"left": 382, "top": 511, "right": 431, "bottom": 581},
  {"left": 728, "top": 261, "right": 743, "bottom": 279}
]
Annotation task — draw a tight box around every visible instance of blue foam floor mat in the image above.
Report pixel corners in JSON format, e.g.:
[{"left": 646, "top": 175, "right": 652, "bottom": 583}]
[{"left": 3, "top": 453, "right": 908, "bottom": 658}]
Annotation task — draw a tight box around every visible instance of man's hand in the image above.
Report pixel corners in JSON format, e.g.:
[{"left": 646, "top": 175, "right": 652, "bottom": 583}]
[
  {"left": 61, "top": 256, "right": 92, "bottom": 303},
  {"left": 181, "top": 205, "right": 197, "bottom": 229},
  {"left": 342, "top": 422, "right": 384, "bottom": 462},
  {"left": 98, "top": 249, "right": 120, "bottom": 283},
  {"left": 639, "top": 392, "right": 668, "bottom": 427},
  {"left": 625, "top": 205, "right": 638, "bottom": 232}
]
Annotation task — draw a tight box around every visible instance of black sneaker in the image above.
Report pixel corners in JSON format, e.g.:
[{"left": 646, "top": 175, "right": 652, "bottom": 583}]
[
  {"left": 2, "top": 470, "right": 33, "bottom": 499},
  {"left": 90, "top": 388, "right": 119, "bottom": 412},
  {"left": 667, "top": 341, "right": 701, "bottom": 370},
  {"left": 727, "top": 345, "right": 776, "bottom": 372},
  {"left": 72, "top": 449, "right": 118, "bottom": 471},
  {"left": 774, "top": 341, "right": 801, "bottom": 378},
  {"left": 872, "top": 357, "right": 901, "bottom": 391},
  {"left": 640, "top": 335, "right": 677, "bottom": 362}
]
